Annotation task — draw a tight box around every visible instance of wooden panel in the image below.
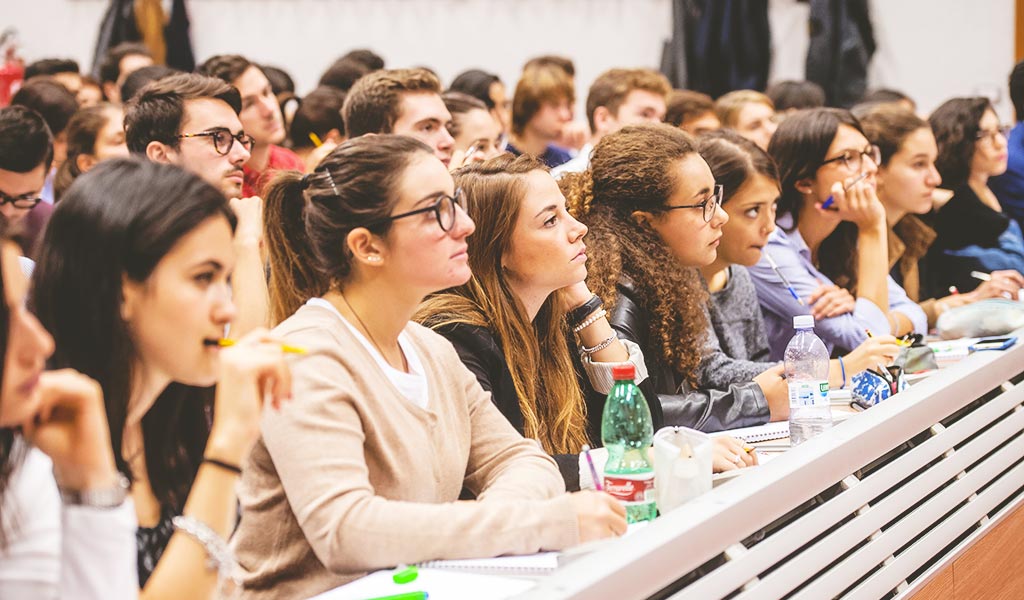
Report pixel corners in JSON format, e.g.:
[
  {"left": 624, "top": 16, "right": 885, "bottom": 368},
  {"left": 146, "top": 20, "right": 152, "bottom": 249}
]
[
  {"left": 909, "top": 567, "right": 954, "bottom": 600},
  {"left": 952, "top": 504, "right": 1024, "bottom": 600}
]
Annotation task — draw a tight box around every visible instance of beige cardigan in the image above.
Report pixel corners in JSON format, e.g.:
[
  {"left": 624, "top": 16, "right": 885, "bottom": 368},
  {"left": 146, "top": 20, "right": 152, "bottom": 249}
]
[{"left": 232, "top": 303, "right": 579, "bottom": 599}]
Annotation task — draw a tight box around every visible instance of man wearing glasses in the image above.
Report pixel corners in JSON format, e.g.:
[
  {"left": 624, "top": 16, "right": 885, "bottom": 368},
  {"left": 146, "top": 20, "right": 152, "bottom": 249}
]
[
  {"left": 198, "top": 55, "right": 304, "bottom": 198},
  {"left": 125, "top": 72, "right": 268, "bottom": 335},
  {"left": 0, "top": 106, "right": 51, "bottom": 242}
]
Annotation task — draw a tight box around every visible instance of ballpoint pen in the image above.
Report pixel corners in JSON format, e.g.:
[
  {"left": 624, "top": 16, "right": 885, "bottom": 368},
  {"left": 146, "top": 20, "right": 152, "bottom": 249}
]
[
  {"left": 764, "top": 250, "right": 805, "bottom": 306},
  {"left": 821, "top": 172, "right": 869, "bottom": 211}
]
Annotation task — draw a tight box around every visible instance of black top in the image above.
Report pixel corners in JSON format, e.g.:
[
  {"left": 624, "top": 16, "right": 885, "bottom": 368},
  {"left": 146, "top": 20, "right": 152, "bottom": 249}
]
[
  {"left": 435, "top": 321, "right": 664, "bottom": 491},
  {"left": 609, "top": 280, "right": 770, "bottom": 432},
  {"left": 136, "top": 507, "right": 175, "bottom": 587}
]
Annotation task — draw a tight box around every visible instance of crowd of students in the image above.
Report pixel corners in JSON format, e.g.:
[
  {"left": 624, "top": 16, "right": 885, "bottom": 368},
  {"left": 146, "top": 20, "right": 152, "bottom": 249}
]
[{"left": 1, "top": 41, "right": 1023, "bottom": 599}]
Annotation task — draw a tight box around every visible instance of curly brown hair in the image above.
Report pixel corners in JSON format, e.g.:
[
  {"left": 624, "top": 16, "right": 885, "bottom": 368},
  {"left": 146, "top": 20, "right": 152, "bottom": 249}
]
[
  {"left": 416, "top": 154, "right": 588, "bottom": 454},
  {"left": 561, "top": 123, "right": 707, "bottom": 384}
]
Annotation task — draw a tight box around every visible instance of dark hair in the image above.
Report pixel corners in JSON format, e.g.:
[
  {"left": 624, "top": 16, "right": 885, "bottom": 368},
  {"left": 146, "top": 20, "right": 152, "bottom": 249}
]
[
  {"left": 928, "top": 97, "right": 992, "bottom": 190},
  {"left": 858, "top": 103, "right": 929, "bottom": 167},
  {"left": 24, "top": 58, "right": 80, "bottom": 81},
  {"left": 318, "top": 58, "right": 370, "bottom": 93},
  {"left": 698, "top": 129, "right": 780, "bottom": 205},
  {"left": 340, "top": 49, "right": 385, "bottom": 72},
  {"left": 98, "top": 42, "right": 152, "bottom": 85},
  {"left": 449, "top": 69, "right": 501, "bottom": 109},
  {"left": 120, "top": 64, "right": 179, "bottom": 104},
  {"left": 54, "top": 104, "right": 121, "bottom": 200},
  {"left": 0, "top": 106, "right": 54, "bottom": 173},
  {"left": 1010, "top": 60, "right": 1024, "bottom": 122},
  {"left": 342, "top": 68, "right": 442, "bottom": 138},
  {"left": 862, "top": 88, "right": 914, "bottom": 107},
  {"left": 261, "top": 65, "right": 295, "bottom": 96},
  {"left": 585, "top": 68, "right": 671, "bottom": 132},
  {"left": 124, "top": 73, "right": 241, "bottom": 154},
  {"left": 768, "top": 107, "right": 864, "bottom": 231},
  {"left": 561, "top": 124, "right": 707, "bottom": 382},
  {"left": 442, "top": 92, "right": 488, "bottom": 138},
  {"left": 766, "top": 80, "right": 826, "bottom": 111},
  {"left": 664, "top": 89, "right": 715, "bottom": 127},
  {"left": 11, "top": 78, "right": 79, "bottom": 136},
  {"left": 523, "top": 55, "right": 575, "bottom": 77},
  {"left": 263, "top": 135, "right": 433, "bottom": 324},
  {"left": 196, "top": 54, "right": 254, "bottom": 85},
  {"left": 31, "top": 158, "right": 236, "bottom": 514},
  {"left": 289, "top": 86, "right": 347, "bottom": 150}
]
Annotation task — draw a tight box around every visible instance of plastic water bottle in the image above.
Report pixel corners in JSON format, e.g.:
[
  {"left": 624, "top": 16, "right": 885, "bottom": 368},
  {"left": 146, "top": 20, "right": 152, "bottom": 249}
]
[
  {"left": 785, "top": 315, "right": 832, "bottom": 445},
  {"left": 601, "top": 364, "right": 657, "bottom": 523}
]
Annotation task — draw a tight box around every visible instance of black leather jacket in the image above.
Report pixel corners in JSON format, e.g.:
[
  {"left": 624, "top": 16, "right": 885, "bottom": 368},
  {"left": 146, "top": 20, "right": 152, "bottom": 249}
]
[{"left": 610, "top": 280, "right": 770, "bottom": 432}]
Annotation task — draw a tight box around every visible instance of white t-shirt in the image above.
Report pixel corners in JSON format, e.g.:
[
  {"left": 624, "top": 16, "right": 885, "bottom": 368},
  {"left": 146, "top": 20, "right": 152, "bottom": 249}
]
[{"left": 305, "top": 298, "right": 430, "bottom": 409}]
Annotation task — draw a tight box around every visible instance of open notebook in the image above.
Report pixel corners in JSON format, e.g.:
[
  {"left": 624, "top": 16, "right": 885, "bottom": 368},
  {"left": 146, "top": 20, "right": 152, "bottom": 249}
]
[{"left": 713, "top": 420, "right": 791, "bottom": 443}]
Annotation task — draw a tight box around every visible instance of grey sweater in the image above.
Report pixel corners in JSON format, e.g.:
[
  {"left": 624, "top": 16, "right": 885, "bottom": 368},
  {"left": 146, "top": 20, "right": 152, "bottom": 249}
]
[{"left": 698, "top": 266, "right": 779, "bottom": 390}]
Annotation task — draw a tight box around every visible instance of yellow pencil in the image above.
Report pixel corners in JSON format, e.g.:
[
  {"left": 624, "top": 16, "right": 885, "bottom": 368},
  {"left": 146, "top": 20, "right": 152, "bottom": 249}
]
[
  {"left": 207, "top": 339, "right": 307, "bottom": 354},
  {"left": 308, "top": 132, "right": 324, "bottom": 147}
]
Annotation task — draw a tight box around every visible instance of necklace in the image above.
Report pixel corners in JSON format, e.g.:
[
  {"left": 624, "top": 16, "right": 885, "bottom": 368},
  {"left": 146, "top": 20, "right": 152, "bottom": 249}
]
[{"left": 337, "top": 291, "right": 408, "bottom": 372}]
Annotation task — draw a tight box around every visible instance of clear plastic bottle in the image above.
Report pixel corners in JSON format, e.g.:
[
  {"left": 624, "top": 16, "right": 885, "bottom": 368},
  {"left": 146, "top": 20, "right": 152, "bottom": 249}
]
[
  {"left": 785, "top": 315, "right": 832, "bottom": 445},
  {"left": 601, "top": 364, "right": 657, "bottom": 523}
]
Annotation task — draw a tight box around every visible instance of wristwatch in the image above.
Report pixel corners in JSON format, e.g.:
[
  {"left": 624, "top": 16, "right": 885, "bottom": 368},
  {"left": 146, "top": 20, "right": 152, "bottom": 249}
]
[{"left": 59, "top": 473, "right": 131, "bottom": 508}]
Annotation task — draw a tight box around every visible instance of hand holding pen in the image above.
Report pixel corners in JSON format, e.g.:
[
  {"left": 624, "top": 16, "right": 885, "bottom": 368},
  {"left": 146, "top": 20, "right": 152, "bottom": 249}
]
[
  {"left": 819, "top": 172, "right": 885, "bottom": 229},
  {"left": 969, "top": 270, "right": 1024, "bottom": 301}
]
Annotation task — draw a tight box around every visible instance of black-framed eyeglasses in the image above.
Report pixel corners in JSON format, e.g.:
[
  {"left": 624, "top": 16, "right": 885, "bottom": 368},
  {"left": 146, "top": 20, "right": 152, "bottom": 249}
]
[
  {"left": 176, "top": 128, "right": 255, "bottom": 156},
  {"left": 665, "top": 184, "right": 723, "bottom": 223},
  {"left": 820, "top": 144, "right": 881, "bottom": 173},
  {"left": 362, "top": 188, "right": 466, "bottom": 232},
  {"left": 976, "top": 126, "right": 1011, "bottom": 145},
  {"left": 0, "top": 190, "right": 43, "bottom": 209}
]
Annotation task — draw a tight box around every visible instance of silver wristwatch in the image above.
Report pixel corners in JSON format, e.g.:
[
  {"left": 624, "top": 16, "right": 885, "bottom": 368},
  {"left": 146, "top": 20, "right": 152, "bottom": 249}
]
[{"left": 59, "top": 473, "right": 131, "bottom": 508}]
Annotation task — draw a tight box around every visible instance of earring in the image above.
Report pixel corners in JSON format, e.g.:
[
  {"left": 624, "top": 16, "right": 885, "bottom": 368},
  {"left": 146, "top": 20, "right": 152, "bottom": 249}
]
[{"left": 367, "top": 255, "right": 382, "bottom": 263}]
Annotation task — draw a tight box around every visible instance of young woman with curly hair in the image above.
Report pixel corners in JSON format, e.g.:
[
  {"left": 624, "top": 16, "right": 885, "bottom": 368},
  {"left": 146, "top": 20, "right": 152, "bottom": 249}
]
[
  {"left": 562, "top": 123, "right": 788, "bottom": 433},
  {"left": 696, "top": 130, "right": 901, "bottom": 393},
  {"left": 926, "top": 97, "right": 1024, "bottom": 296},
  {"left": 748, "top": 108, "right": 927, "bottom": 360}
]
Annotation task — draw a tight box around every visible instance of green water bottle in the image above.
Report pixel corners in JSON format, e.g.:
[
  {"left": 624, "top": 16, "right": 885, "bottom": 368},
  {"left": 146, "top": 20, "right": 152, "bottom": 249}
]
[{"left": 601, "top": 364, "right": 657, "bottom": 523}]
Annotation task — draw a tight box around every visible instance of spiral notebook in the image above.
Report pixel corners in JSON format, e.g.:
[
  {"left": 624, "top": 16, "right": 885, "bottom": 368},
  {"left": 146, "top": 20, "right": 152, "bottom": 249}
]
[
  {"left": 417, "top": 551, "right": 560, "bottom": 576},
  {"left": 713, "top": 420, "right": 791, "bottom": 443}
]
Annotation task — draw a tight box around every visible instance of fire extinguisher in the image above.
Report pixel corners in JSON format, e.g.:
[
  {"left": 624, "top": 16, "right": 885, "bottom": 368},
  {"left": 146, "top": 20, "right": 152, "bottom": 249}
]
[{"left": 0, "top": 28, "right": 25, "bottom": 108}]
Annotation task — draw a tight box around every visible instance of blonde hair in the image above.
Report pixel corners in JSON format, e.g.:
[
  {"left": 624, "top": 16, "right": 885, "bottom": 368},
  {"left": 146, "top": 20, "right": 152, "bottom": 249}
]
[
  {"left": 714, "top": 90, "right": 775, "bottom": 128},
  {"left": 512, "top": 64, "right": 575, "bottom": 136},
  {"left": 416, "top": 154, "right": 589, "bottom": 454}
]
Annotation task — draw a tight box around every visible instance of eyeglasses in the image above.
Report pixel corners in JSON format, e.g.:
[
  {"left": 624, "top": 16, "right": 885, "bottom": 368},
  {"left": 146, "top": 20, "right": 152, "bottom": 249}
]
[
  {"left": 176, "top": 128, "right": 255, "bottom": 156},
  {"left": 362, "top": 188, "right": 466, "bottom": 232},
  {"left": 665, "top": 184, "right": 723, "bottom": 223},
  {"left": 0, "top": 190, "right": 42, "bottom": 209},
  {"left": 976, "top": 126, "right": 1011, "bottom": 145},
  {"left": 820, "top": 144, "right": 881, "bottom": 173}
]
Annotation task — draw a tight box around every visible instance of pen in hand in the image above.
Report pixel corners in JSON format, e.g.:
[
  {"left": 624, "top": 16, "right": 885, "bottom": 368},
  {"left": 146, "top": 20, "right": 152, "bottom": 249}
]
[
  {"left": 205, "top": 338, "right": 308, "bottom": 354},
  {"left": 821, "top": 172, "right": 869, "bottom": 211}
]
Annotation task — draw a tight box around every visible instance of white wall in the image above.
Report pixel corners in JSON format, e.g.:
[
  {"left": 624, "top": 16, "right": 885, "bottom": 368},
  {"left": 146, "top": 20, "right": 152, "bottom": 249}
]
[{"left": 7, "top": 0, "right": 1017, "bottom": 121}]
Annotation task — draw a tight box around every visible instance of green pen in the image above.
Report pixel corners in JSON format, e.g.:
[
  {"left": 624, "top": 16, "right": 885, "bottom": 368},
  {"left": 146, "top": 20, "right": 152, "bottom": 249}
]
[{"left": 363, "top": 592, "right": 428, "bottom": 600}]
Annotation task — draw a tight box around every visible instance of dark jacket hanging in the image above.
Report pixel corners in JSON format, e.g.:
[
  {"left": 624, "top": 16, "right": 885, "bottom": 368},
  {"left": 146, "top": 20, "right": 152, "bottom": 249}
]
[
  {"left": 662, "top": 0, "right": 771, "bottom": 98},
  {"left": 805, "top": 0, "right": 876, "bottom": 108},
  {"left": 91, "top": 0, "right": 195, "bottom": 77}
]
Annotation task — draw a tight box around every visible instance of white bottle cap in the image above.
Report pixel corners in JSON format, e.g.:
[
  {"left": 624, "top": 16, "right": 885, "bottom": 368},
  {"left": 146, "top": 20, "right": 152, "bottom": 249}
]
[{"left": 793, "top": 315, "right": 814, "bottom": 329}]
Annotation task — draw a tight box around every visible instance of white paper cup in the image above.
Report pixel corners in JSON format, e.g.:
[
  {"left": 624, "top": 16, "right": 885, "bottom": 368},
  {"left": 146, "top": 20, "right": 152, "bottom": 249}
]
[{"left": 653, "top": 426, "right": 713, "bottom": 513}]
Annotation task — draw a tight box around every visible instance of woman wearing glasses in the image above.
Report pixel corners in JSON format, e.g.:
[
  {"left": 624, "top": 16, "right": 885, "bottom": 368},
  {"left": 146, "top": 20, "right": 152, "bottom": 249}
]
[
  {"left": 748, "top": 108, "right": 927, "bottom": 360},
  {"left": 925, "top": 97, "right": 1024, "bottom": 297},
  {"left": 240, "top": 135, "right": 625, "bottom": 599},
  {"left": 696, "top": 130, "right": 901, "bottom": 393},
  {"left": 562, "top": 123, "right": 787, "bottom": 433}
]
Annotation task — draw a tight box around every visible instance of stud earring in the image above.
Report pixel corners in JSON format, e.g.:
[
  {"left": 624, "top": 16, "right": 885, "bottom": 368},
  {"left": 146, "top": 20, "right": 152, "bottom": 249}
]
[{"left": 367, "top": 255, "right": 382, "bottom": 263}]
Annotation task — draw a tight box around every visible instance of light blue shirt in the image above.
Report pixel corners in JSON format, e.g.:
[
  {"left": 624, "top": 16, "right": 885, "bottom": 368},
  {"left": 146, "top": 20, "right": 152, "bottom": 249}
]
[{"left": 746, "top": 215, "right": 927, "bottom": 361}]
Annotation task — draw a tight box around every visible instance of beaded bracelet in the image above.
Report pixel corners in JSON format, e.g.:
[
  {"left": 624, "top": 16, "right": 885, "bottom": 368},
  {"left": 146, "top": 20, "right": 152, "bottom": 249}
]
[
  {"left": 172, "top": 515, "right": 241, "bottom": 588},
  {"left": 572, "top": 308, "right": 607, "bottom": 333},
  {"left": 580, "top": 334, "right": 616, "bottom": 355}
]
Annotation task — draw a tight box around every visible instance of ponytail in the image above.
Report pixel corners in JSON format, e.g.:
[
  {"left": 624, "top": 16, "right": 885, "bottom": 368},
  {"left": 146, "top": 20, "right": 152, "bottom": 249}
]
[{"left": 263, "top": 170, "right": 328, "bottom": 325}]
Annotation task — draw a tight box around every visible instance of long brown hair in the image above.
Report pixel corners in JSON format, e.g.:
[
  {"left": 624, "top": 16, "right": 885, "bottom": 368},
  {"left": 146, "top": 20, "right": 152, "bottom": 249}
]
[
  {"left": 263, "top": 135, "right": 434, "bottom": 324},
  {"left": 416, "top": 154, "right": 588, "bottom": 454},
  {"left": 562, "top": 124, "right": 707, "bottom": 383}
]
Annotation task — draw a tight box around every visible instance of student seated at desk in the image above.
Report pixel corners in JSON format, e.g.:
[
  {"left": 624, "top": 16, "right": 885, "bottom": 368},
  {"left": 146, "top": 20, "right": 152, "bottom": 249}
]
[
  {"left": 31, "top": 159, "right": 293, "bottom": 599},
  {"left": 748, "top": 108, "right": 927, "bottom": 360},
  {"left": 417, "top": 154, "right": 754, "bottom": 487},
  {"left": 561, "top": 124, "right": 786, "bottom": 433},
  {"left": 696, "top": 131, "right": 901, "bottom": 392},
  {"left": 236, "top": 135, "right": 626, "bottom": 599},
  {"left": 858, "top": 103, "right": 1024, "bottom": 329}
]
